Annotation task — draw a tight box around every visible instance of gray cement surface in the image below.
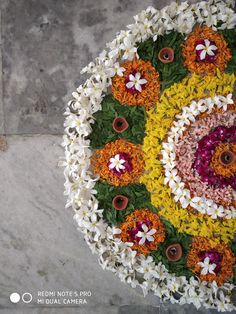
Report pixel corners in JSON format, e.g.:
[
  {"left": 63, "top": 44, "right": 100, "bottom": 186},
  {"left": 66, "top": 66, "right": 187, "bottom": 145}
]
[{"left": 0, "top": 1, "right": 234, "bottom": 314}]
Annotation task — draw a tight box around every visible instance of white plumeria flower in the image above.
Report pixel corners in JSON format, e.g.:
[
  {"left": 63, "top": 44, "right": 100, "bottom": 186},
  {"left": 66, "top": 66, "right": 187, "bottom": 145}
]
[
  {"left": 216, "top": 93, "right": 233, "bottom": 111},
  {"left": 120, "top": 36, "right": 137, "bottom": 60},
  {"left": 179, "top": 191, "right": 191, "bottom": 209},
  {"left": 168, "top": 126, "right": 181, "bottom": 142},
  {"left": 173, "top": 187, "right": 191, "bottom": 208},
  {"left": 171, "top": 123, "right": 186, "bottom": 138},
  {"left": 205, "top": 97, "right": 216, "bottom": 112},
  {"left": 190, "top": 197, "right": 208, "bottom": 214},
  {"left": 154, "top": 263, "right": 167, "bottom": 280},
  {"left": 226, "top": 93, "right": 234, "bottom": 104},
  {"left": 225, "top": 206, "right": 236, "bottom": 219},
  {"left": 65, "top": 114, "right": 91, "bottom": 136},
  {"left": 196, "top": 99, "right": 207, "bottom": 112},
  {"left": 126, "top": 72, "right": 147, "bottom": 92},
  {"left": 187, "top": 277, "right": 200, "bottom": 298},
  {"left": 74, "top": 205, "right": 91, "bottom": 222},
  {"left": 196, "top": 39, "right": 217, "bottom": 60},
  {"left": 109, "top": 154, "right": 126, "bottom": 172},
  {"left": 136, "top": 224, "right": 156, "bottom": 245},
  {"left": 162, "top": 141, "right": 175, "bottom": 154},
  {"left": 172, "top": 179, "right": 185, "bottom": 195},
  {"left": 161, "top": 150, "right": 175, "bottom": 164},
  {"left": 105, "top": 61, "right": 126, "bottom": 78},
  {"left": 176, "top": 110, "right": 194, "bottom": 125},
  {"left": 135, "top": 256, "right": 157, "bottom": 280},
  {"left": 216, "top": 291, "right": 233, "bottom": 312},
  {"left": 164, "top": 169, "right": 178, "bottom": 189},
  {"left": 114, "top": 62, "right": 126, "bottom": 77},
  {"left": 197, "top": 257, "right": 217, "bottom": 275},
  {"left": 118, "top": 249, "right": 137, "bottom": 268},
  {"left": 208, "top": 204, "right": 225, "bottom": 219}
]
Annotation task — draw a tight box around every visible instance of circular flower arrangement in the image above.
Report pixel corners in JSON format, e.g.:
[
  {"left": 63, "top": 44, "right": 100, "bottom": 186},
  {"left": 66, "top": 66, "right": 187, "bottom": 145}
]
[{"left": 63, "top": 0, "right": 236, "bottom": 311}]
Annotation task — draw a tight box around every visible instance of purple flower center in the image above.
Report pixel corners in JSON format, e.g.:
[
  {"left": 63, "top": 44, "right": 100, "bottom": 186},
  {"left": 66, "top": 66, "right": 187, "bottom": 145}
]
[
  {"left": 129, "top": 219, "right": 151, "bottom": 243},
  {"left": 125, "top": 70, "right": 147, "bottom": 94},
  {"left": 108, "top": 152, "right": 133, "bottom": 176},
  {"left": 198, "top": 249, "right": 222, "bottom": 274},
  {"left": 195, "top": 39, "right": 217, "bottom": 63},
  {"left": 193, "top": 126, "right": 236, "bottom": 189}
]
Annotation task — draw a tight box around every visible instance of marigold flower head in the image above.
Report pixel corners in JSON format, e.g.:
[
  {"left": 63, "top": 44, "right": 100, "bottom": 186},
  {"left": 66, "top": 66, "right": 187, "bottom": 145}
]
[
  {"left": 119, "top": 209, "right": 165, "bottom": 255},
  {"left": 187, "top": 237, "right": 235, "bottom": 286},
  {"left": 112, "top": 58, "right": 160, "bottom": 109},
  {"left": 91, "top": 139, "right": 144, "bottom": 186},
  {"left": 182, "top": 26, "right": 231, "bottom": 75}
]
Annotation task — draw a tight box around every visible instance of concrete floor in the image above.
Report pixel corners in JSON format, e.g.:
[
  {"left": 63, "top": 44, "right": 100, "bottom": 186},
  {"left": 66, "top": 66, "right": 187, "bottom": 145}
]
[{"left": 0, "top": 1, "right": 233, "bottom": 314}]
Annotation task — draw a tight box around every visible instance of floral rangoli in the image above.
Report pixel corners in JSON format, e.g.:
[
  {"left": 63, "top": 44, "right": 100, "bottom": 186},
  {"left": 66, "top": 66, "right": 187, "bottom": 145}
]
[{"left": 63, "top": 0, "right": 236, "bottom": 311}]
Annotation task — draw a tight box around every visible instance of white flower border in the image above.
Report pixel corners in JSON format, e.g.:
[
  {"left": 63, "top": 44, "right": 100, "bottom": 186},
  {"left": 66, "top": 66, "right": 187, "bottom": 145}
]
[
  {"left": 63, "top": 1, "right": 236, "bottom": 311},
  {"left": 161, "top": 94, "right": 236, "bottom": 219}
]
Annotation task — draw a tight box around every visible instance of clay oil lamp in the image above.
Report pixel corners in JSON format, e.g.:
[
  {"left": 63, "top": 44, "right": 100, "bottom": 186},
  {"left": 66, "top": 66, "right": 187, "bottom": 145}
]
[
  {"left": 219, "top": 150, "right": 235, "bottom": 167},
  {"left": 112, "top": 195, "right": 129, "bottom": 210},
  {"left": 112, "top": 116, "right": 129, "bottom": 133},
  {"left": 158, "top": 47, "right": 175, "bottom": 64},
  {"left": 165, "top": 243, "right": 183, "bottom": 262}
]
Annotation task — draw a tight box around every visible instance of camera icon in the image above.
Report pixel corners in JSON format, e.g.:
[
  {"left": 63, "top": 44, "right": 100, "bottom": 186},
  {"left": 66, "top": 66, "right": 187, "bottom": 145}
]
[{"left": 10, "top": 292, "right": 33, "bottom": 304}]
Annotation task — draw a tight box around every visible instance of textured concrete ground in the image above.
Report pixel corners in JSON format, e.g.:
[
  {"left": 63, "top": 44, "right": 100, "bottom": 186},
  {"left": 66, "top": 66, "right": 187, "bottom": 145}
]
[{"left": 0, "top": 1, "right": 233, "bottom": 314}]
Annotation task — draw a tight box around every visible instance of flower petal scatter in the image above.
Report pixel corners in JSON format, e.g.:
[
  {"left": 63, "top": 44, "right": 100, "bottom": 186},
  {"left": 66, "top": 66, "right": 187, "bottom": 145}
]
[
  {"left": 140, "top": 72, "right": 236, "bottom": 240},
  {"left": 174, "top": 107, "right": 236, "bottom": 208},
  {"left": 63, "top": 0, "right": 236, "bottom": 312},
  {"left": 182, "top": 25, "right": 232, "bottom": 75},
  {"left": 161, "top": 94, "right": 236, "bottom": 219},
  {"left": 112, "top": 58, "right": 160, "bottom": 109}
]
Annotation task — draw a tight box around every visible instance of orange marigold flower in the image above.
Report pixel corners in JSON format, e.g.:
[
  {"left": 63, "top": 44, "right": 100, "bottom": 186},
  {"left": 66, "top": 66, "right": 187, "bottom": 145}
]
[
  {"left": 211, "top": 143, "right": 236, "bottom": 178},
  {"left": 91, "top": 139, "right": 144, "bottom": 186},
  {"left": 187, "top": 237, "right": 235, "bottom": 286},
  {"left": 119, "top": 209, "right": 165, "bottom": 255},
  {"left": 112, "top": 58, "right": 160, "bottom": 109},
  {"left": 182, "top": 26, "right": 231, "bottom": 75}
]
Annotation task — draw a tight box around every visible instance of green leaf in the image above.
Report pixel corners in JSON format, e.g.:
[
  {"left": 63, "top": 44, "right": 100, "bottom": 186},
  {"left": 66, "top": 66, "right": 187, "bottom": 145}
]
[
  {"left": 220, "top": 27, "right": 236, "bottom": 74},
  {"left": 95, "top": 181, "right": 158, "bottom": 226},
  {"left": 150, "top": 219, "right": 193, "bottom": 278},
  {"left": 137, "top": 38, "right": 155, "bottom": 60},
  {"left": 137, "top": 32, "right": 187, "bottom": 91},
  {"left": 89, "top": 95, "right": 146, "bottom": 149}
]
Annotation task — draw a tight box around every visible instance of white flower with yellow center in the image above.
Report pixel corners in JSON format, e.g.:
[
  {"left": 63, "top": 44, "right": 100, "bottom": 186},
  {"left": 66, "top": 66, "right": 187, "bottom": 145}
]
[
  {"left": 126, "top": 72, "right": 147, "bottom": 92},
  {"left": 197, "top": 257, "right": 217, "bottom": 275},
  {"left": 109, "top": 154, "right": 126, "bottom": 172},
  {"left": 136, "top": 224, "right": 156, "bottom": 245},
  {"left": 196, "top": 39, "right": 217, "bottom": 60},
  {"left": 207, "top": 204, "right": 225, "bottom": 219}
]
